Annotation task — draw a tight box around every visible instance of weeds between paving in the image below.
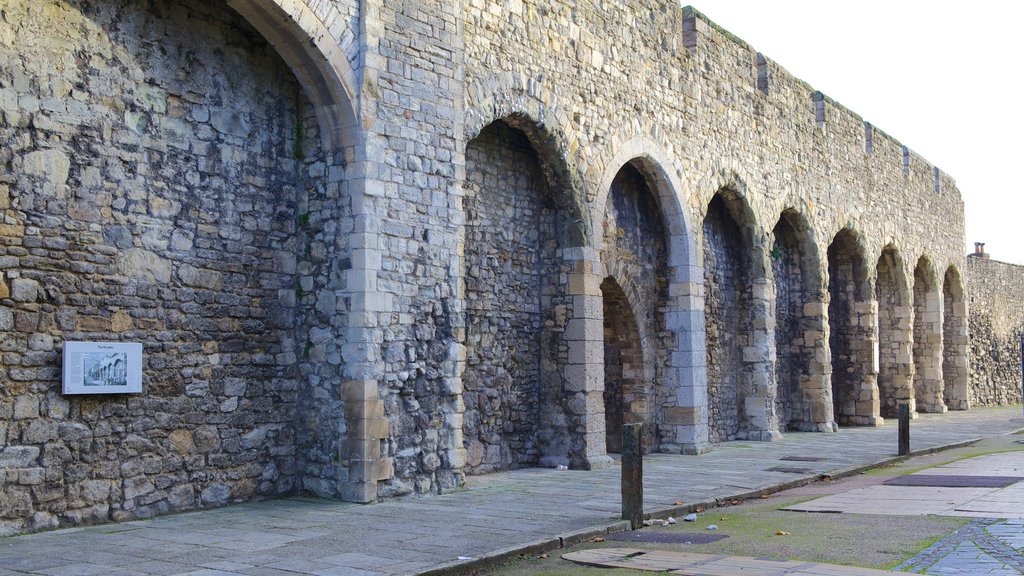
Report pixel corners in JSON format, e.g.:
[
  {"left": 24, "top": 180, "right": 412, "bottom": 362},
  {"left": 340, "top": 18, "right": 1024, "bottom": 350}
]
[{"left": 474, "top": 436, "right": 1024, "bottom": 576}]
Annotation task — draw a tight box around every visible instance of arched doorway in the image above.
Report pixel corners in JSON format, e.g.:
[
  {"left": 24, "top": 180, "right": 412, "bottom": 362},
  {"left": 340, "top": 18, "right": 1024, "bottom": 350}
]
[
  {"left": 876, "top": 246, "right": 913, "bottom": 417},
  {"left": 601, "top": 278, "right": 648, "bottom": 453},
  {"left": 912, "top": 257, "right": 945, "bottom": 412},
  {"left": 943, "top": 267, "right": 970, "bottom": 410},
  {"left": 827, "top": 229, "right": 877, "bottom": 425},
  {"left": 771, "top": 210, "right": 831, "bottom": 431},
  {"left": 703, "top": 191, "right": 772, "bottom": 442},
  {"left": 599, "top": 162, "right": 668, "bottom": 452}
]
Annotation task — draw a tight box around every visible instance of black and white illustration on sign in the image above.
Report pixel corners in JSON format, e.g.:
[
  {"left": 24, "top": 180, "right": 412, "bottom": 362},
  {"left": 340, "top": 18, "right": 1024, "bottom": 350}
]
[
  {"left": 63, "top": 342, "right": 143, "bottom": 394},
  {"left": 83, "top": 352, "right": 128, "bottom": 387}
]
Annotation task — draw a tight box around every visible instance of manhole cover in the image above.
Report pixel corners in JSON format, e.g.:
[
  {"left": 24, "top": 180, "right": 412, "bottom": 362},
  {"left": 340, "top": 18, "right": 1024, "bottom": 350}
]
[
  {"left": 607, "top": 531, "right": 728, "bottom": 544},
  {"left": 885, "top": 475, "right": 1024, "bottom": 488},
  {"left": 765, "top": 466, "right": 812, "bottom": 474},
  {"left": 780, "top": 456, "right": 825, "bottom": 462}
]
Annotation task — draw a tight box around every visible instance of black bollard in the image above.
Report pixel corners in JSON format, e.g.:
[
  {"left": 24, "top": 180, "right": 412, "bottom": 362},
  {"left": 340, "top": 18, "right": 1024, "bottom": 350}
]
[
  {"left": 898, "top": 403, "right": 910, "bottom": 456},
  {"left": 621, "top": 423, "right": 643, "bottom": 530}
]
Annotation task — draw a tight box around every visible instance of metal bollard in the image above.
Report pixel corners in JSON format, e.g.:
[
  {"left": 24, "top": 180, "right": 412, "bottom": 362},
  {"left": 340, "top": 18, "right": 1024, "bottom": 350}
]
[
  {"left": 898, "top": 403, "right": 910, "bottom": 456},
  {"left": 621, "top": 423, "right": 643, "bottom": 530}
]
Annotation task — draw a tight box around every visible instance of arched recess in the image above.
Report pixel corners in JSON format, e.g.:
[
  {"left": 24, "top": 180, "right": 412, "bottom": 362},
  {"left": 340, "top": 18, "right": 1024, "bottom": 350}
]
[
  {"left": 600, "top": 277, "right": 652, "bottom": 453},
  {"left": 599, "top": 161, "right": 671, "bottom": 453},
  {"left": 912, "top": 257, "right": 946, "bottom": 413},
  {"left": 225, "top": 0, "right": 378, "bottom": 503},
  {"left": 827, "top": 229, "right": 879, "bottom": 425},
  {"left": 876, "top": 245, "right": 914, "bottom": 417},
  {"left": 771, "top": 210, "right": 832, "bottom": 432},
  {"left": 703, "top": 189, "right": 776, "bottom": 442},
  {"left": 227, "top": 0, "right": 360, "bottom": 149},
  {"left": 943, "top": 266, "right": 970, "bottom": 410},
  {"left": 592, "top": 139, "right": 704, "bottom": 455},
  {"left": 460, "top": 117, "right": 591, "bottom": 473}
]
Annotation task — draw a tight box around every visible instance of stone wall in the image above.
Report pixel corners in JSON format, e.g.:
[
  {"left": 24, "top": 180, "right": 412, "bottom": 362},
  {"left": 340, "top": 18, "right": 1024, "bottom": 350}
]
[
  {"left": 0, "top": 0, "right": 329, "bottom": 534},
  {"left": 4, "top": 0, "right": 1007, "bottom": 534},
  {"left": 966, "top": 257, "right": 1024, "bottom": 406},
  {"left": 461, "top": 121, "right": 553, "bottom": 473}
]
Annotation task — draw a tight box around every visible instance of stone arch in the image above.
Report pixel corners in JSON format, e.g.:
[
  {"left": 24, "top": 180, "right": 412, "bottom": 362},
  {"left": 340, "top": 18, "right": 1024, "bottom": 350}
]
[
  {"left": 460, "top": 116, "right": 598, "bottom": 472},
  {"left": 770, "top": 209, "right": 832, "bottom": 432},
  {"left": 942, "top": 266, "right": 970, "bottom": 410},
  {"left": 827, "top": 228, "right": 879, "bottom": 425},
  {"left": 463, "top": 77, "right": 591, "bottom": 246},
  {"left": 702, "top": 185, "right": 777, "bottom": 443},
  {"left": 227, "top": 0, "right": 360, "bottom": 149},
  {"left": 912, "top": 256, "right": 946, "bottom": 413},
  {"left": 600, "top": 276, "right": 654, "bottom": 453},
  {"left": 876, "top": 244, "right": 914, "bottom": 417},
  {"left": 593, "top": 138, "right": 705, "bottom": 454},
  {"left": 4, "top": 0, "right": 367, "bottom": 515}
]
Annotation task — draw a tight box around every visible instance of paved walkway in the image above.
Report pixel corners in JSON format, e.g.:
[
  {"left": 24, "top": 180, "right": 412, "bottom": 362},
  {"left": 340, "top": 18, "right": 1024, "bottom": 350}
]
[
  {"left": 564, "top": 547, "right": 909, "bottom": 575},
  {"left": 1, "top": 407, "right": 1022, "bottom": 576}
]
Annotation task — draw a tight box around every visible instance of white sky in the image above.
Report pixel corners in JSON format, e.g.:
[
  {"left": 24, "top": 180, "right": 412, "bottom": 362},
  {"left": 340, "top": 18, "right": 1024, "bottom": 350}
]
[{"left": 690, "top": 1, "right": 1024, "bottom": 265}]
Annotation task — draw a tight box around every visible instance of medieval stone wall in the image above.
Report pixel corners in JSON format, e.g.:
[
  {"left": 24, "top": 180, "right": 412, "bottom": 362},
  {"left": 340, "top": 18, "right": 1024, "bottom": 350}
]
[
  {"left": 0, "top": 0, "right": 332, "bottom": 534},
  {"left": 967, "top": 257, "right": 1024, "bottom": 406},
  {"left": 4, "top": 0, "right": 1011, "bottom": 534}
]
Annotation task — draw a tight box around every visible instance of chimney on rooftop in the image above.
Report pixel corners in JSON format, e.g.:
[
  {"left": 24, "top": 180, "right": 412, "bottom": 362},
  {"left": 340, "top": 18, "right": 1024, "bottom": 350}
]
[{"left": 969, "top": 242, "right": 989, "bottom": 259}]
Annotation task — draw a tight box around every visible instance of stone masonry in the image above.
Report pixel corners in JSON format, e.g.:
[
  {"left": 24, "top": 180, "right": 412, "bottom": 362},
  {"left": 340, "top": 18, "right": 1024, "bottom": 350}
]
[
  {"left": 966, "top": 257, "right": 1024, "bottom": 406},
  {"left": 0, "top": 0, "right": 1017, "bottom": 535}
]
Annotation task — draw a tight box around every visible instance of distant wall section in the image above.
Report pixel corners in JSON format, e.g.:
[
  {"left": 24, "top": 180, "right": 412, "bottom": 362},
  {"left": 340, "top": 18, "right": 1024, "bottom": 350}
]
[{"left": 966, "top": 257, "right": 1024, "bottom": 406}]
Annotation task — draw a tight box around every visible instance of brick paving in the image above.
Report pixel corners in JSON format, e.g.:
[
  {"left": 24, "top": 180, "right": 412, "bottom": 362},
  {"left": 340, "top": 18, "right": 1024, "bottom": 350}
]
[{"left": 0, "top": 407, "right": 1021, "bottom": 576}]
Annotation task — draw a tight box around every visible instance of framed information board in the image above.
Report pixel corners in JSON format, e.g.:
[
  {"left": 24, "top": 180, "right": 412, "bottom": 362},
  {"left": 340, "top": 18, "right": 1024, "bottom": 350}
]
[{"left": 62, "top": 342, "right": 143, "bottom": 394}]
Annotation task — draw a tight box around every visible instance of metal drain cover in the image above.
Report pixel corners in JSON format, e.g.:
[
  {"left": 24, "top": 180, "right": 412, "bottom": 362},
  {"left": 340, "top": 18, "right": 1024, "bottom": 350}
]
[
  {"left": 884, "top": 475, "right": 1024, "bottom": 488},
  {"left": 765, "top": 466, "right": 813, "bottom": 474},
  {"left": 607, "top": 531, "right": 729, "bottom": 544},
  {"left": 780, "top": 456, "right": 825, "bottom": 462}
]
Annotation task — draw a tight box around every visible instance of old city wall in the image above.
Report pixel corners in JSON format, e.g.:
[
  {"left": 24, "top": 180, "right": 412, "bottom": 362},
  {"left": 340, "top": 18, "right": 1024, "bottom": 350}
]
[
  {"left": 458, "top": 0, "right": 965, "bottom": 458},
  {"left": 0, "top": 0, "right": 364, "bottom": 535},
  {"left": 1, "top": 0, "right": 993, "bottom": 534},
  {"left": 967, "top": 257, "right": 1024, "bottom": 406}
]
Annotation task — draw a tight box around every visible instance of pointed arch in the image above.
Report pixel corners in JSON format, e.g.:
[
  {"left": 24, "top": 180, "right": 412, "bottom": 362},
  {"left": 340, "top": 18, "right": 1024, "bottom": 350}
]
[
  {"left": 771, "top": 209, "right": 832, "bottom": 432},
  {"left": 943, "top": 265, "right": 970, "bottom": 410},
  {"left": 702, "top": 184, "right": 777, "bottom": 443},
  {"left": 876, "top": 244, "right": 914, "bottom": 417},
  {"left": 227, "top": 0, "right": 360, "bottom": 149},
  {"left": 463, "top": 77, "right": 591, "bottom": 246},
  {"left": 827, "top": 228, "right": 879, "bottom": 425},
  {"left": 600, "top": 276, "right": 654, "bottom": 453},
  {"left": 593, "top": 137, "right": 705, "bottom": 454},
  {"left": 912, "top": 256, "right": 945, "bottom": 413}
]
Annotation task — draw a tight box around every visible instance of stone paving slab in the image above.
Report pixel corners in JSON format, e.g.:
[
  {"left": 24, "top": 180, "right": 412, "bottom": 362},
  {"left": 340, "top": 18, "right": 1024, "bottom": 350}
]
[
  {"left": 785, "top": 448, "right": 1024, "bottom": 519},
  {"left": 0, "top": 407, "right": 1021, "bottom": 576},
  {"left": 562, "top": 547, "right": 906, "bottom": 575}
]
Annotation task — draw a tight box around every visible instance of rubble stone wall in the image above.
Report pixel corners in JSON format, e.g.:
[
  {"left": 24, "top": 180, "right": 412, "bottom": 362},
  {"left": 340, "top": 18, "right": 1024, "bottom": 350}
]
[
  {"left": 966, "top": 257, "right": 1024, "bottom": 406},
  {"left": 0, "top": 0, "right": 331, "bottom": 534},
  {"left": 5, "top": 0, "right": 1008, "bottom": 534}
]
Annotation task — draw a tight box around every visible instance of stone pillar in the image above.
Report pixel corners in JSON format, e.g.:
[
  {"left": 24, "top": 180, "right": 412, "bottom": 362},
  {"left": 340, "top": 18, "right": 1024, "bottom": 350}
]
[
  {"left": 893, "top": 304, "right": 916, "bottom": 416},
  {"left": 744, "top": 278, "right": 781, "bottom": 441},
  {"left": 663, "top": 276, "right": 710, "bottom": 454},
  {"left": 564, "top": 247, "right": 613, "bottom": 470},
  {"left": 915, "top": 290, "right": 946, "bottom": 413},
  {"left": 802, "top": 297, "right": 835, "bottom": 432},
  {"left": 854, "top": 300, "right": 882, "bottom": 426},
  {"left": 338, "top": 139, "right": 393, "bottom": 502}
]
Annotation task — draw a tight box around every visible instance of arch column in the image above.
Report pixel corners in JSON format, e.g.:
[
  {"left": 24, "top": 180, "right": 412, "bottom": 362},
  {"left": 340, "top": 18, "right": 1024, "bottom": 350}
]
[
  {"left": 563, "top": 247, "right": 615, "bottom": 469},
  {"left": 852, "top": 299, "right": 883, "bottom": 424}
]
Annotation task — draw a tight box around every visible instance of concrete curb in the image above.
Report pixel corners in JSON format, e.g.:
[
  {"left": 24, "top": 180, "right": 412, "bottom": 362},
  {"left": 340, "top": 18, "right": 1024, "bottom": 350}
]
[{"left": 424, "top": 430, "right": 1023, "bottom": 576}]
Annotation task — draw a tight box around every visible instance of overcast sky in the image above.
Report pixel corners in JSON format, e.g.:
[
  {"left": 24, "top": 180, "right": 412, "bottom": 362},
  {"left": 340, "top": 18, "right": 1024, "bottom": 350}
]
[{"left": 689, "top": 1, "right": 1024, "bottom": 265}]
